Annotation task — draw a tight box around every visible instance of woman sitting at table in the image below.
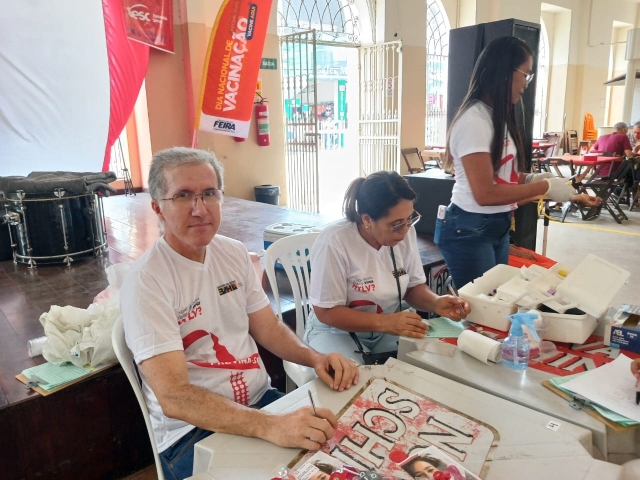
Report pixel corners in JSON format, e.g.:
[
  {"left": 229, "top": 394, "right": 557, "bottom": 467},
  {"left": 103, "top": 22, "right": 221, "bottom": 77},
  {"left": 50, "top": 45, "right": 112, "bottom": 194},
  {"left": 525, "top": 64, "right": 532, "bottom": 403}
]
[{"left": 303, "top": 171, "right": 470, "bottom": 363}]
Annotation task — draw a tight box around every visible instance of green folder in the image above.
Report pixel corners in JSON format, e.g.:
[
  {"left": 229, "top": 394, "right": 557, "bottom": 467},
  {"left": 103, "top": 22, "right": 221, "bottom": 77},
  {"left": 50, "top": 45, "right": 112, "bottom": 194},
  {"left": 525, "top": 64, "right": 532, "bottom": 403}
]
[
  {"left": 22, "top": 362, "right": 92, "bottom": 391},
  {"left": 550, "top": 372, "right": 639, "bottom": 427}
]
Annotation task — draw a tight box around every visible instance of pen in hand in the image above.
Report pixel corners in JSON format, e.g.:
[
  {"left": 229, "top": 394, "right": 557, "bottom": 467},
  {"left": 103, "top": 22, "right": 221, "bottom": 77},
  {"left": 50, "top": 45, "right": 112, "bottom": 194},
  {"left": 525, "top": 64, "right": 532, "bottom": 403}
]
[
  {"left": 636, "top": 379, "right": 640, "bottom": 406},
  {"left": 447, "top": 284, "right": 466, "bottom": 317},
  {"left": 308, "top": 389, "right": 318, "bottom": 416}
]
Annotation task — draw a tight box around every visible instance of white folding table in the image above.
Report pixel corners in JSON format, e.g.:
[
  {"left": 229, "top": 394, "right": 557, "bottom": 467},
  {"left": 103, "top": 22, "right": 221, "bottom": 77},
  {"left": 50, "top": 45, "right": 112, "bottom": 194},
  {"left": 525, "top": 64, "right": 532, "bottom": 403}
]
[
  {"left": 190, "top": 358, "right": 621, "bottom": 479},
  {"left": 397, "top": 335, "right": 640, "bottom": 461}
]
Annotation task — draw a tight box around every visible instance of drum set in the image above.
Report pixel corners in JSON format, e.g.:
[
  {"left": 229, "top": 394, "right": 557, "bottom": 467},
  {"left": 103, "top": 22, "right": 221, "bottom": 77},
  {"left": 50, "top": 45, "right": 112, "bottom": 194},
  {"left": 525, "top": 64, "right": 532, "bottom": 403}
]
[{"left": 1, "top": 188, "right": 108, "bottom": 267}]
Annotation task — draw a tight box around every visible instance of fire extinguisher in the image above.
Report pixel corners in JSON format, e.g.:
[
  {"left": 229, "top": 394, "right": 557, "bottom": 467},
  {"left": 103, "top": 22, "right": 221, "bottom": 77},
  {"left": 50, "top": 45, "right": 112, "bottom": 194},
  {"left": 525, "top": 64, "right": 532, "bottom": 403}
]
[{"left": 254, "top": 98, "right": 270, "bottom": 147}]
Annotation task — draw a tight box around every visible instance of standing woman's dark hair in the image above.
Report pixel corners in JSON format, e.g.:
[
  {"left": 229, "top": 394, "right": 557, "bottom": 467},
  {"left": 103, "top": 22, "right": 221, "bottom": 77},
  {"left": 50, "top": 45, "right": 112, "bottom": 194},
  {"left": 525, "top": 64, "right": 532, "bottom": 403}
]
[
  {"left": 445, "top": 36, "right": 534, "bottom": 174},
  {"left": 342, "top": 171, "right": 417, "bottom": 223}
]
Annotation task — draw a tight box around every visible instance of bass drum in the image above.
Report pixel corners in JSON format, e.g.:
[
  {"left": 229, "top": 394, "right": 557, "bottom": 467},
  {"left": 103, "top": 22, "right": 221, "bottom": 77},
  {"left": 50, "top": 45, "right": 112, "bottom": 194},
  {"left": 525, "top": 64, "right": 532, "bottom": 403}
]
[{"left": 4, "top": 191, "right": 107, "bottom": 266}]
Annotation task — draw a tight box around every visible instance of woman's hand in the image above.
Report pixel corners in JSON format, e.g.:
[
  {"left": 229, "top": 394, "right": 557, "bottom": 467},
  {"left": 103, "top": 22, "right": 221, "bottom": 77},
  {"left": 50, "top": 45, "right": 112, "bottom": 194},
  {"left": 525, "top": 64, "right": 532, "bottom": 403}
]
[
  {"left": 570, "top": 193, "right": 601, "bottom": 207},
  {"left": 383, "top": 311, "right": 428, "bottom": 338},
  {"left": 434, "top": 295, "right": 470, "bottom": 321}
]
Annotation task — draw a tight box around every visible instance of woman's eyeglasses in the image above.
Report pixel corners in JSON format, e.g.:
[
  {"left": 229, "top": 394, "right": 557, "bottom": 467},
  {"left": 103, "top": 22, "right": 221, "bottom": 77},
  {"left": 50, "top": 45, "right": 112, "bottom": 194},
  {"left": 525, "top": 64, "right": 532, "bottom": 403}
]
[
  {"left": 389, "top": 212, "right": 422, "bottom": 232},
  {"left": 161, "top": 188, "right": 224, "bottom": 207},
  {"left": 514, "top": 68, "right": 534, "bottom": 84}
]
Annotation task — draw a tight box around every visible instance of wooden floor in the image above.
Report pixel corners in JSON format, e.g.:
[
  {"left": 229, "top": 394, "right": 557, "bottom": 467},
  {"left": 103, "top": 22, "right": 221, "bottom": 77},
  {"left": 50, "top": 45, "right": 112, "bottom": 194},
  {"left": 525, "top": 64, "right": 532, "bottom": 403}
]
[{"left": 0, "top": 192, "right": 443, "bottom": 479}]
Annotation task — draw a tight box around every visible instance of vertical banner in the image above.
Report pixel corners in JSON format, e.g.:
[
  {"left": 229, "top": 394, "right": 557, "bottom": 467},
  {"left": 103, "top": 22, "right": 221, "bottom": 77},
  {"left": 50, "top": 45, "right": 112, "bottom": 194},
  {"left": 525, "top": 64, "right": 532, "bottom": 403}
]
[
  {"left": 123, "top": 0, "right": 174, "bottom": 53},
  {"left": 197, "top": 0, "right": 273, "bottom": 138}
]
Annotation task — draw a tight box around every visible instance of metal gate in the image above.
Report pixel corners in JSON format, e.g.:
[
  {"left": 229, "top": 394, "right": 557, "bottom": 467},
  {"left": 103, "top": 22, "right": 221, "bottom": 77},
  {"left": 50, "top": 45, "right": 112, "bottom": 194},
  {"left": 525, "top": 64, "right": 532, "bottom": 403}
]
[
  {"left": 280, "top": 30, "right": 319, "bottom": 213},
  {"left": 358, "top": 40, "right": 402, "bottom": 175}
]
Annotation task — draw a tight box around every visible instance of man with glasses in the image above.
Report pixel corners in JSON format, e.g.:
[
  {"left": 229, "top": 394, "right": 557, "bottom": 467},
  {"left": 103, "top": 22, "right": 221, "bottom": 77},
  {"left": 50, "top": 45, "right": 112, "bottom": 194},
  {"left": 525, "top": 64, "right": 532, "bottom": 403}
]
[{"left": 120, "top": 147, "right": 359, "bottom": 480}]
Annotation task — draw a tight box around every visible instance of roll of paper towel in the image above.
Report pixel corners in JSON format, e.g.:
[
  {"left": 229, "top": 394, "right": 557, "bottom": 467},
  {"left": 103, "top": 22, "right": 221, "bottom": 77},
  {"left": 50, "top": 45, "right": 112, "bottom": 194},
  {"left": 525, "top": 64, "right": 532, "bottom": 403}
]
[{"left": 458, "top": 330, "right": 503, "bottom": 364}]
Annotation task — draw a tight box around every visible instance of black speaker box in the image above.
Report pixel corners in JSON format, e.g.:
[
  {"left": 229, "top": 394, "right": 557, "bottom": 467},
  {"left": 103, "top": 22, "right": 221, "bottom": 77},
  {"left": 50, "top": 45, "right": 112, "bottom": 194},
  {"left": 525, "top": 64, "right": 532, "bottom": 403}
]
[{"left": 447, "top": 19, "right": 541, "bottom": 250}]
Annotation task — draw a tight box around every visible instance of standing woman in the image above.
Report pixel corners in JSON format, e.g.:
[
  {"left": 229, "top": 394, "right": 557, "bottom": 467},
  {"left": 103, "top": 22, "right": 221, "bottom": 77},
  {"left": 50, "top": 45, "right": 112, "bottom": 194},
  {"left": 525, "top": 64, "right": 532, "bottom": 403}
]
[
  {"left": 434, "top": 36, "right": 599, "bottom": 289},
  {"left": 304, "top": 171, "right": 470, "bottom": 363}
]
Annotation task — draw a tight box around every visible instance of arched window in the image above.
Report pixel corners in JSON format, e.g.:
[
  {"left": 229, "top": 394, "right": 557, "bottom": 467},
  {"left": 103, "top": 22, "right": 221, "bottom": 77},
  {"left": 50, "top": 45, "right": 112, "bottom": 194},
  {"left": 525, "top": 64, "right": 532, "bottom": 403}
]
[
  {"left": 277, "top": 0, "right": 362, "bottom": 44},
  {"left": 425, "top": 0, "right": 450, "bottom": 146},
  {"left": 534, "top": 18, "right": 550, "bottom": 139}
]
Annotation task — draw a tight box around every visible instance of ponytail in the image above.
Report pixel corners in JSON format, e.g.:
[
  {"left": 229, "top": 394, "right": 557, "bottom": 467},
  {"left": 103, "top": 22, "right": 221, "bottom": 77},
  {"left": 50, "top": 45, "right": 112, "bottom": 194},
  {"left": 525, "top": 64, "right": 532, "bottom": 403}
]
[
  {"left": 342, "top": 177, "right": 366, "bottom": 223},
  {"left": 342, "top": 172, "right": 416, "bottom": 224}
]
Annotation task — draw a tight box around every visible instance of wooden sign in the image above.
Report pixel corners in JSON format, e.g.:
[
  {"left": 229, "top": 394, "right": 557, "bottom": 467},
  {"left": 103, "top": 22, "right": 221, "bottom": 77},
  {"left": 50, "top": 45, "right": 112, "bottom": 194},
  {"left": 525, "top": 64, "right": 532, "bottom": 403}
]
[{"left": 291, "top": 378, "right": 498, "bottom": 478}]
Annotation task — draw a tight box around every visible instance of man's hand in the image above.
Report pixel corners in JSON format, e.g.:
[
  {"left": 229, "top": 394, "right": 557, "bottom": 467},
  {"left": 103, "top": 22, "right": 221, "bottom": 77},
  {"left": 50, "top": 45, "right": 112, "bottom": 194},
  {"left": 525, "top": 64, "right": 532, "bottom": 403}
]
[
  {"left": 509, "top": 244, "right": 537, "bottom": 260},
  {"left": 434, "top": 295, "right": 470, "bottom": 321},
  {"left": 570, "top": 193, "right": 602, "bottom": 207},
  {"left": 264, "top": 406, "right": 337, "bottom": 451},
  {"left": 631, "top": 358, "right": 640, "bottom": 380},
  {"left": 383, "top": 311, "right": 428, "bottom": 338},
  {"left": 313, "top": 352, "right": 359, "bottom": 392}
]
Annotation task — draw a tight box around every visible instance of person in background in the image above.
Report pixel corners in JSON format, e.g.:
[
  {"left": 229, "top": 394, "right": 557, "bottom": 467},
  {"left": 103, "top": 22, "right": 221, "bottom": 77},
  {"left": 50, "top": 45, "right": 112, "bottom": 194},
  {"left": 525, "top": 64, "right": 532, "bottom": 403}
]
[
  {"left": 120, "top": 147, "right": 359, "bottom": 480},
  {"left": 434, "top": 36, "right": 600, "bottom": 290},
  {"left": 627, "top": 121, "right": 640, "bottom": 153},
  {"left": 590, "top": 121, "right": 633, "bottom": 178},
  {"left": 304, "top": 171, "right": 470, "bottom": 363}
]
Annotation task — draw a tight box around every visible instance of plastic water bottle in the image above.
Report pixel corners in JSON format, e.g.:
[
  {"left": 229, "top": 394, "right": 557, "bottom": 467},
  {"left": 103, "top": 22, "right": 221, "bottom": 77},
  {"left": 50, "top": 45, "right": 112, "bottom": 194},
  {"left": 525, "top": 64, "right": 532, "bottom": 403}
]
[{"left": 502, "top": 312, "right": 540, "bottom": 370}]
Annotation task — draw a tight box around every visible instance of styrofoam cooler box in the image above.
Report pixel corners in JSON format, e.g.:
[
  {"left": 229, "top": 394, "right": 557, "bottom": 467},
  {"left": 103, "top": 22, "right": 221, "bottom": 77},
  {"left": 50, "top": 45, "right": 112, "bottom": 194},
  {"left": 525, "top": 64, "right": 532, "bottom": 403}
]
[
  {"left": 263, "top": 223, "right": 323, "bottom": 269},
  {"left": 458, "top": 264, "right": 522, "bottom": 331},
  {"left": 529, "top": 254, "right": 630, "bottom": 344}
]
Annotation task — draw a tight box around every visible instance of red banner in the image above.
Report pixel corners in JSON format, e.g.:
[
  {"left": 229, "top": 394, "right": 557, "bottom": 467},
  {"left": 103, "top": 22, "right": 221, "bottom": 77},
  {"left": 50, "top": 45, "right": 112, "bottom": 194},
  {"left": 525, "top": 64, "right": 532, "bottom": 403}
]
[
  {"left": 197, "top": 0, "right": 273, "bottom": 138},
  {"left": 123, "top": 0, "right": 174, "bottom": 53}
]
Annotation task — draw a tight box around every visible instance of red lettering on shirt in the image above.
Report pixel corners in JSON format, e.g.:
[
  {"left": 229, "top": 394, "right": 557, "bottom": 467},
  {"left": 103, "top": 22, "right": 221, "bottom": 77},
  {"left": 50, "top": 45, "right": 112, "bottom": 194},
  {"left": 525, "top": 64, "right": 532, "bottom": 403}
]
[
  {"left": 495, "top": 153, "right": 519, "bottom": 185},
  {"left": 348, "top": 299, "right": 383, "bottom": 314},
  {"left": 182, "top": 329, "right": 261, "bottom": 370}
]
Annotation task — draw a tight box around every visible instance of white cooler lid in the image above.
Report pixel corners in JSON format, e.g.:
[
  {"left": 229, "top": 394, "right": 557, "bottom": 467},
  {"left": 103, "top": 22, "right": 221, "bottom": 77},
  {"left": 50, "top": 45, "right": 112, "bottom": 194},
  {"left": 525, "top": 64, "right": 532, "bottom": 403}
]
[{"left": 557, "top": 253, "right": 630, "bottom": 318}]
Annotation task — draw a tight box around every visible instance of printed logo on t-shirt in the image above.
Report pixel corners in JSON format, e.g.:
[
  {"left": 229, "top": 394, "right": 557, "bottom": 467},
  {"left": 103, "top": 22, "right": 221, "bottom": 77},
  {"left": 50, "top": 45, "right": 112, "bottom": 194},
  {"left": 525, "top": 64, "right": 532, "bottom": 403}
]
[
  {"left": 348, "top": 299, "right": 383, "bottom": 314},
  {"left": 351, "top": 276, "right": 376, "bottom": 293},
  {"left": 177, "top": 297, "right": 202, "bottom": 326},
  {"left": 217, "top": 280, "right": 239, "bottom": 295},
  {"left": 494, "top": 153, "right": 519, "bottom": 185},
  {"left": 182, "top": 330, "right": 262, "bottom": 405},
  {"left": 392, "top": 268, "right": 407, "bottom": 278}
]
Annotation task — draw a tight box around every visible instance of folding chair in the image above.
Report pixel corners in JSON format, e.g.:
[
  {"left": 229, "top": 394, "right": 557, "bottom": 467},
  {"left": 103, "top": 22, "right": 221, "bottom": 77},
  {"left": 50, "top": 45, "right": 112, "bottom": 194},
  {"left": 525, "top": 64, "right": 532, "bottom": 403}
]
[
  {"left": 422, "top": 146, "right": 444, "bottom": 169},
  {"left": 401, "top": 148, "right": 427, "bottom": 173},
  {"left": 564, "top": 130, "right": 579, "bottom": 155},
  {"left": 575, "top": 158, "right": 632, "bottom": 224}
]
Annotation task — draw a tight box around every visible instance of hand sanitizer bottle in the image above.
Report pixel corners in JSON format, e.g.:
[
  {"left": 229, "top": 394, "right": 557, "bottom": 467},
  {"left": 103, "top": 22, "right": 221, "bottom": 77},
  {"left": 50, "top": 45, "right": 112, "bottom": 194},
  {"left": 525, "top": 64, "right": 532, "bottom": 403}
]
[{"left": 502, "top": 312, "right": 540, "bottom": 370}]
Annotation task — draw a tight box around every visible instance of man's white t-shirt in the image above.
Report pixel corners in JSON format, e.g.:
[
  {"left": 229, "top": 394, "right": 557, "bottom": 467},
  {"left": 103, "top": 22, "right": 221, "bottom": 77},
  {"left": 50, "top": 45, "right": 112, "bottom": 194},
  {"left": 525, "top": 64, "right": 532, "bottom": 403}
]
[
  {"left": 449, "top": 101, "right": 520, "bottom": 213},
  {"left": 305, "top": 220, "right": 426, "bottom": 335},
  {"left": 120, "top": 235, "right": 271, "bottom": 452}
]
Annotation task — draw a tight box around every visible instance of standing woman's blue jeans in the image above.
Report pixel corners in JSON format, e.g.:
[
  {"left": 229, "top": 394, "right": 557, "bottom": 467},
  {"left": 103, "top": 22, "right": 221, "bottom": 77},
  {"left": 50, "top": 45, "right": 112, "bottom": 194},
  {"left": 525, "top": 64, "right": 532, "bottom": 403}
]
[{"left": 434, "top": 203, "right": 513, "bottom": 290}]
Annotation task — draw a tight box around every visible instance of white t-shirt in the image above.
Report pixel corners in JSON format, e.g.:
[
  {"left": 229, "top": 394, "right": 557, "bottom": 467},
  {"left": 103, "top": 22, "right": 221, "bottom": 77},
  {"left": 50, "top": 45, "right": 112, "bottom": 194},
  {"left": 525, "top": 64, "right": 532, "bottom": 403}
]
[
  {"left": 449, "top": 101, "right": 520, "bottom": 213},
  {"left": 306, "top": 220, "right": 426, "bottom": 334},
  {"left": 120, "top": 235, "right": 271, "bottom": 452}
]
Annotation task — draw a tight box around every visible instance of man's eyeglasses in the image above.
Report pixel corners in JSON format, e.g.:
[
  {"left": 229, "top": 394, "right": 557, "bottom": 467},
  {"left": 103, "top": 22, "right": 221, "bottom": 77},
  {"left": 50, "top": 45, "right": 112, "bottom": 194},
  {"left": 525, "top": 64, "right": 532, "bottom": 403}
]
[
  {"left": 389, "top": 212, "right": 421, "bottom": 232},
  {"left": 514, "top": 68, "right": 535, "bottom": 85},
  {"left": 160, "top": 188, "right": 224, "bottom": 207}
]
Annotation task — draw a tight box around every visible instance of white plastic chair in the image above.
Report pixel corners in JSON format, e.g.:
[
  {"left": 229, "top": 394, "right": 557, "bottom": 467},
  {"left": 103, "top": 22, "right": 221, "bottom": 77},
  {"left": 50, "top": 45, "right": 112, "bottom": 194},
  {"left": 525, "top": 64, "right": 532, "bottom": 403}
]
[
  {"left": 112, "top": 317, "right": 165, "bottom": 480},
  {"left": 264, "top": 232, "right": 319, "bottom": 391}
]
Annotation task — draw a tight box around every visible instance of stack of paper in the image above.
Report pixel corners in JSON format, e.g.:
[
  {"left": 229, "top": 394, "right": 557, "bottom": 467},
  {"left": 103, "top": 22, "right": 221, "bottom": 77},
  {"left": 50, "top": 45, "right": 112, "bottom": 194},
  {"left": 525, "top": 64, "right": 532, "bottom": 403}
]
[
  {"left": 22, "top": 362, "right": 92, "bottom": 391},
  {"left": 551, "top": 354, "right": 640, "bottom": 427}
]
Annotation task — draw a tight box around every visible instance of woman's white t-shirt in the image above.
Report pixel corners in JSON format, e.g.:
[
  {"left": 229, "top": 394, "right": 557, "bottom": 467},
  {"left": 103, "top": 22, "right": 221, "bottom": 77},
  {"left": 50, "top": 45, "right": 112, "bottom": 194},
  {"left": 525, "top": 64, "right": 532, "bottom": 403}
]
[
  {"left": 305, "top": 220, "right": 426, "bottom": 336},
  {"left": 449, "top": 101, "right": 520, "bottom": 213}
]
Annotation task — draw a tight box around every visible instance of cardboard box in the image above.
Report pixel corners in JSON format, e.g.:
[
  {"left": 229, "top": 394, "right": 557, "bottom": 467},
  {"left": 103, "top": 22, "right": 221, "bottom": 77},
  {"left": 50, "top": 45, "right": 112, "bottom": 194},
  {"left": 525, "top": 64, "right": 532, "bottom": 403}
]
[{"left": 605, "top": 305, "right": 640, "bottom": 354}]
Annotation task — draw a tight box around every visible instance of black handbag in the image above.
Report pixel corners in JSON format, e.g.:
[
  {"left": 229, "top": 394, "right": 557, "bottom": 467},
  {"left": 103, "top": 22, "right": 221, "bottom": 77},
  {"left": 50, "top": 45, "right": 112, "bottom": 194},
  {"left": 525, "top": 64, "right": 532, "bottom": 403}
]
[{"left": 349, "top": 246, "right": 402, "bottom": 365}]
